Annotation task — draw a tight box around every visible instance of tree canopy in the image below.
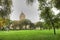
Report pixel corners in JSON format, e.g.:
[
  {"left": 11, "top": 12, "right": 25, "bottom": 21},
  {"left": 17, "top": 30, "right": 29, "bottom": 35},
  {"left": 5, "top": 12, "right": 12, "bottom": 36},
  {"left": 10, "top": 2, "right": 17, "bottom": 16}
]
[{"left": 0, "top": 0, "right": 12, "bottom": 18}]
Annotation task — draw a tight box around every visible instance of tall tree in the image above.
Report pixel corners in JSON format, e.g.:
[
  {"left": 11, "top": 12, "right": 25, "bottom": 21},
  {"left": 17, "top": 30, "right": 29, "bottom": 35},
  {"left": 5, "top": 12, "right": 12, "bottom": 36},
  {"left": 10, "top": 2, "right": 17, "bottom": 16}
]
[
  {"left": 0, "top": 0, "right": 12, "bottom": 30},
  {"left": 38, "top": 0, "right": 57, "bottom": 35},
  {"left": 0, "top": 0, "right": 12, "bottom": 18},
  {"left": 26, "top": 0, "right": 60, "bottom": 34}
]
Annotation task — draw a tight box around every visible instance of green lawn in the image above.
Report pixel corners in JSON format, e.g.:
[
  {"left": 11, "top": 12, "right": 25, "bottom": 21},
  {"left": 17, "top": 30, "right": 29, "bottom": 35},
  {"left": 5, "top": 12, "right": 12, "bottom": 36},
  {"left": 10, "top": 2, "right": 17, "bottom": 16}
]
[{"left": 0, "top": 30, "right": 60, "bottom": 40}]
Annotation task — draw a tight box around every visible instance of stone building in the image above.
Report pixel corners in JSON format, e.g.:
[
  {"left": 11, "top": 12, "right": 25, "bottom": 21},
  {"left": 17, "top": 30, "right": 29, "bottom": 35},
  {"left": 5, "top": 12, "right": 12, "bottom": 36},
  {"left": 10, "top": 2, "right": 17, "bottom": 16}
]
[
  {"left": 9, "top": 12, "right": 31, "bottom": 30},
  {"left": 20, "top": 12, "right": 26, "bottom": 20}
]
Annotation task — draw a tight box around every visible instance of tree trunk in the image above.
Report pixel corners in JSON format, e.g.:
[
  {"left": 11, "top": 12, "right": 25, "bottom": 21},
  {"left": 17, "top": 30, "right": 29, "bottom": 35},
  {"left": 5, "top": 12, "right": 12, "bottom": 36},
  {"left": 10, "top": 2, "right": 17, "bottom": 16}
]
[
  {"left": 49, "top": 19, "right": 56, "bottom": 35},
  {"left": 53, "top": 27, "right": 56, "bottom": 35},
  {"left": 46, "top": 8, "right": 56, "bottom": 35},
  {"left": 25, "top": 26, "right": 26, "bottom": 30}
]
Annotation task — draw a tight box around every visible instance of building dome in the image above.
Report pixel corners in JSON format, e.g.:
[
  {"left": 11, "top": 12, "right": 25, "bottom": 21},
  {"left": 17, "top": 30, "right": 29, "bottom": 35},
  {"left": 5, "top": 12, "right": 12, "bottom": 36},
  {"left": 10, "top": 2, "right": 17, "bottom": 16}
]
[{"left": 20, "top": 12, "right": 25, "bottom": 20}]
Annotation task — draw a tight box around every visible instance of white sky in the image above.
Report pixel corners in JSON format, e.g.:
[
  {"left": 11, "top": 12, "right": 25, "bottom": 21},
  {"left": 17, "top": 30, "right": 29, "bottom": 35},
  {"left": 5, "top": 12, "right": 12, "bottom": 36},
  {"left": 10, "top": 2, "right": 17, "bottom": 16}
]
[
  {"left": 10, "top": 0, "right": 59, "bottom": 23},
  {"left": 10, "top": 0, "right": 40, "bottom": 23}
]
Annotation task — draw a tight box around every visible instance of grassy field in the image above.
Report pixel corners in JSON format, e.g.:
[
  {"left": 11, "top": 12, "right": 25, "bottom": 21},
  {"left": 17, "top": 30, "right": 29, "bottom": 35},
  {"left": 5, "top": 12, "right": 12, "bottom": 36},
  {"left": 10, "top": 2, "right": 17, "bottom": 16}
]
[{"left": 0, "top": 30, "right": 60, "bottom": 40}]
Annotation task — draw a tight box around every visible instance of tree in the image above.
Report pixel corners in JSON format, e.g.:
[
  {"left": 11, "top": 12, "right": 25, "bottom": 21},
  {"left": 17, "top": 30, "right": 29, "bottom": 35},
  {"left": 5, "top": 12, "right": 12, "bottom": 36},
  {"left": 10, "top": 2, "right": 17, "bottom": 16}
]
[
  {"left": 0, "top": 0, "right": 12, "bottom": 30},
  {"left": 0, "top": 17, "right": 10, "bottom": 30},
  {"left": 38, "top": 0, "right": 57, "bottom": 35},
  {"left": 40, "top": 7, "right": 56, "bottom": 34},
  {"left": 26, "top": 0, "right": 60, "bottom": 35},
  {"left": 53, "top": 0, "right": 60, "bottom": 29},
  {"left": 0, "top": 17, "right": 4, "bottom": 29},
  {"left": 26, "top": 0, "right": 34, "bottom": 5},
  {"left": 53, "top": 0, "right": 60, "bottom": 10},
  {"left": 11, "top": 20, "right": 21, "bottom": 30},
  {"left": 19, "top": 19, "right": 32, "bottom": 29},
  {"left": 0, "top": 0, "right": 12, "bottom": 18},
  {"left": 53, "top": 13, "right": 60, "bottom": 29},
  {"left": 29, "top": 23, "right": 35, "bottom": 29},
  {"left": 35, "top": 21, "right": 43, "bottom": 30}
]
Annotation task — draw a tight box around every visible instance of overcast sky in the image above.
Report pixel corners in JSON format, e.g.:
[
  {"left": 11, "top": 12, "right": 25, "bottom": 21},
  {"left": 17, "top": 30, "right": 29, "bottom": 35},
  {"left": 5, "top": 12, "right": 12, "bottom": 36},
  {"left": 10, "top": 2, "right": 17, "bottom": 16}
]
[
  {"left": 10, "top": 0, "right": 40, "bottom": 23},
  {"left": 10, "top": 0, "right": 59, "bottom": 23}
]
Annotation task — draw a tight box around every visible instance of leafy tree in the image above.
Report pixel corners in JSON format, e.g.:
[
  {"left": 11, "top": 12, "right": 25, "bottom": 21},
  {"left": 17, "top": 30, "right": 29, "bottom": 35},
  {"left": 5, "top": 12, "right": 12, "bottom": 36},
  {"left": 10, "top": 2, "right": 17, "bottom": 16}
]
[
  {"left": 11, "top": 21, "right": 20, "bottom": 30},
  {"left": 35, "top": 21, "right": 43, "bottom": 30},
  {"left": 26, "top": 0, "right": 34, "bottom": 5},
  {"left": 0, "top": 0, "right": 12, "bottom": 18},
  {"left": 19, "top": 19, "right": 31, "bottom": 29},
  {"left": 40, "top": 7, "right": 56, "bottom": 34},
  {"left": 53, "top": 13, "right": 60, "bottom": 29},
  {"left": 0, "top": 0, "right": 12, "bottom": 30},
  {"left": 11, "top": 19, "right": 32, "bottom": 30},
  {"left": 0, "top": 17, "right": 3, "bottom": 29},
  {"left": 38, "top": 0, "right": 57, "bottom": 35},
  {"left": 53, "top": 0, "right": 60, "bottom": 29},
  {"left": 26, "top": 0, "right": 60, "bottom": 35},
  {"left": 53, "top": 0, "right": 60, "bottom": 10},
  {"left": 29, "top": 23, "right": 35, "bottom": 29}
]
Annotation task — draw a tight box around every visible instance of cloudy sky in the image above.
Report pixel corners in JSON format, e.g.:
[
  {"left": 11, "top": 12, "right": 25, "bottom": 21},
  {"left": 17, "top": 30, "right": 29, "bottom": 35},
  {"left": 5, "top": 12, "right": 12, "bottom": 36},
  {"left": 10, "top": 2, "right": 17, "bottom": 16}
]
[
  {"left": 10, "top": 0, "right": 40, "bottom": 23},
  {"left": 10, "top": 0, "right": 59, "bottom": 23}
]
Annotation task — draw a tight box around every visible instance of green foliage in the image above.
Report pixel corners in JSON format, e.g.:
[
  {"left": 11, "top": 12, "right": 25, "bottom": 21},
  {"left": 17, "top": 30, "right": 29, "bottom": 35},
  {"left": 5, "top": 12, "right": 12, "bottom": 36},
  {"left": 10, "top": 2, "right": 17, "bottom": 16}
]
[
  {"left": 53, "top": 13, "right": 60, "bottom": 28},
  {"left": 53, "top": 0, "right": 60, "bottom": 9},
  {"left": 40, "top": 7, "right": 55, "bottom": 28},
  {"left": 26, "top": 0, "right": 34, "bottom": 5},
  {"left": 12, "top": 19, "right": 32, "bottom": 29},
  {"left": 0, "top": 18, "right": 11, "bottom": 28},
  {"left": 40, "top": 7, "right": 54, "bottom": 20},
  {"left": 0, "top": 0, "right": 12, "bottom": 18},
  {"left": 38, "top": 0, "right": 53, "bottom": 10},
  {"left": 19, "top": 19, "right": 31, "bottom": 26},
  {"left": 29, "top": 23, "right": 35, "bottom": 28},
  {"left": 38, "top": 0, "right": 46, "bottom": 10},
  {"left": 35, "top": 21, "right": 43, "bottom": 28},
  {"left": 38, "top": 0, "right": 57, "bottom": 34}
]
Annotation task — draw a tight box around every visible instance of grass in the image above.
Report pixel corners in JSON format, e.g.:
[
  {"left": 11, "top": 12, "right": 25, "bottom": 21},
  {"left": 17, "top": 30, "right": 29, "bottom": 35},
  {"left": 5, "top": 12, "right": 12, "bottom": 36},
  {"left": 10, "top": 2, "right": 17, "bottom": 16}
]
[{"left": 0, "top": 29, "right": 60, "bottom": 40}]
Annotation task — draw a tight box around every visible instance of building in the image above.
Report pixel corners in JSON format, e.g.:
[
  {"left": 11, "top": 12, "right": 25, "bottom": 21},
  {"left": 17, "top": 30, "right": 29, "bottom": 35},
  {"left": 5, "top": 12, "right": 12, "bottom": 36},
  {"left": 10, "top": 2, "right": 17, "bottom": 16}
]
[
  {"left": 20, "top": 12, "right": 26, "bottom": 20},
  {"left": 9, "top": 12, "right": 35, "bottom": 30},
  {"left": 10, "top": 12, "right": 27, "bottom": 30}
]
